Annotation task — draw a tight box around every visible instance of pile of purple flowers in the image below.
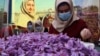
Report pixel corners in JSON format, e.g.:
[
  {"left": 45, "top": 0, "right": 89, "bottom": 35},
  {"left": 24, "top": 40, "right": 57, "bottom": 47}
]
[{"left": 0, "top": 32, "right": 99, "bottom": 56}]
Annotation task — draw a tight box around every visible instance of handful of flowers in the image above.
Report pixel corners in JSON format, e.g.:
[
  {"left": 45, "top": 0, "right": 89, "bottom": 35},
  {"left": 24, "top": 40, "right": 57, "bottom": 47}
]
[{"left": 0, "top": 32, "right": 99, "bottom": 56}]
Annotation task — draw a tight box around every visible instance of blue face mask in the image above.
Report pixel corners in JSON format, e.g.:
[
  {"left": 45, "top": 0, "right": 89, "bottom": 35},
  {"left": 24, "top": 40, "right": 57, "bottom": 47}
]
[
  {"left": 28, "top": 25, "right": 33, "bottom": 28},
  {"left": 59, "top": 11, "right": 72, "bottom": 21},
  {"left": 36, "top": 26, "right": 43, "bottom": 32},
  {"left": 27, "top": 25, "right": 33, "bottom": 31}
]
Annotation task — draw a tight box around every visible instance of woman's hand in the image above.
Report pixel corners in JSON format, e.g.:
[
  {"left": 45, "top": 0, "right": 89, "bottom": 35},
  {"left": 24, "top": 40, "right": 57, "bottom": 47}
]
[{"left": 80, "top": 28, "right": 92, "bottom": 40}]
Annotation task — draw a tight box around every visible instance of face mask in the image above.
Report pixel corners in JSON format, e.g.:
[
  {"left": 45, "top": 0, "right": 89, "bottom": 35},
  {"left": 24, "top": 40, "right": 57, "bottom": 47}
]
[
  {"left": 35, "top": 26, "right": 43, "bottom": 32},
  {"left": 59, "top": 11, "right": 72, "bottom": 21},
  {"left": 28, "top": 25, "right": 33, "bottom": 28},
  {"left": 27, "top": 25, "right": 33, "bottom": 31}
]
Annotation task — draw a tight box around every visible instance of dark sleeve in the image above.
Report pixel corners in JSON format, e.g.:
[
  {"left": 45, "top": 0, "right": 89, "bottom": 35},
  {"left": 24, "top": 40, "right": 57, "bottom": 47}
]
[
  {"left": 48, "top": 24, "right": 59, "bottom": 34},
  {"left": 79, "top": 19, "right": 90, "bottom": 42},
  {"left": 80, "top": 19, "right": 88, "bottom": 28},
  {"left": 48, "top": 24, "right": 54, "bottom": 34},
  {"left": 44, "top": 28, "right": 48, "bottom": 32}
]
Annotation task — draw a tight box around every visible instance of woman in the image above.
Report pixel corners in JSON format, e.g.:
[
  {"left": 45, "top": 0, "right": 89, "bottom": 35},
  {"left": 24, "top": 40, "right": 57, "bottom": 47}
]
[
  {"left": 16, "top": 0, "right": 37, "bottom": 28},
  {"left": 0, "top": 0, "right": 37, "bottom": 37},
  {"left": 27, "top": 21, "right": 34, "bottom": 32},
  {"left": 49, "top": 0, "right": 92, "bottom": 41},
  {"left": 34, "top": 20, "right": 44, "bottom": 32}
]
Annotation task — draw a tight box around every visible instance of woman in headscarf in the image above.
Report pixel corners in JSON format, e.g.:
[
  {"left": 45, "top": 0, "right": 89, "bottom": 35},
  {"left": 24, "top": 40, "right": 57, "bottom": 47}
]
[
  {"left": 49, "top": 0, "right": 92, "bottom": 41},
  {"left": 27, "top": 21, "right": 34, "bottom": 32},
  {"left": 16, "top": 0, "right": 37, "bottom": 28},
  {"left": 34, "top": 20, "right": 44, "bottom": 32}
]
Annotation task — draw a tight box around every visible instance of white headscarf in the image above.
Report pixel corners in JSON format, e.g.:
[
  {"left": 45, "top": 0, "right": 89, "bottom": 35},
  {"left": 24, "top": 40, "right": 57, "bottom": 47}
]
[
  {"left": 34, "top": 20, "right": 44, "bottom": 32},
  {"left": 52, "top": 0, "right": 79, "bottom": 32},
  {"left": 21, "top": 0, "right": 35, "bottom": 19}
]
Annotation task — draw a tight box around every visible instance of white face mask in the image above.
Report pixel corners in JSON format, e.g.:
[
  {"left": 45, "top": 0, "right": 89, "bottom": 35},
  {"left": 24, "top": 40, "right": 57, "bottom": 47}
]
[{"left": 59, "top": 11, "right": 71, "bottom": 21}]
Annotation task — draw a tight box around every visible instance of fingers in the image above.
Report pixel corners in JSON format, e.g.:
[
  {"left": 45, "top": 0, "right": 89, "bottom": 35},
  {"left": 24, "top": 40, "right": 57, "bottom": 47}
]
[{"left": 80, "top": 28, "right": 92, "bottom": 40}]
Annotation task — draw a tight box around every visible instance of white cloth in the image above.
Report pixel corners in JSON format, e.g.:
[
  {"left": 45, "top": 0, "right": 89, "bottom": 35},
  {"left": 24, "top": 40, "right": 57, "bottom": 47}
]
[
  {"left": 80, "top": 41, "right": 95, "bottom": 49},
  {"left": 16, "top": 14, "right": 37, "bottom": 28}
]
